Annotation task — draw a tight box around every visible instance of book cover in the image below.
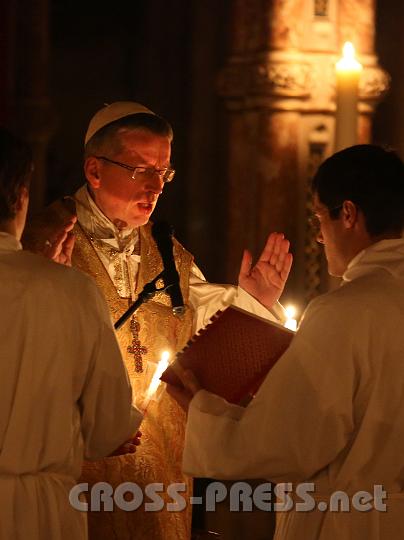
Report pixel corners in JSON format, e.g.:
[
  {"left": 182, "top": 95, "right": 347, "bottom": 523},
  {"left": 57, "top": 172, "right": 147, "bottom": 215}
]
[{"left": 161, "top": 305, "right": 294, "bottom": 404}]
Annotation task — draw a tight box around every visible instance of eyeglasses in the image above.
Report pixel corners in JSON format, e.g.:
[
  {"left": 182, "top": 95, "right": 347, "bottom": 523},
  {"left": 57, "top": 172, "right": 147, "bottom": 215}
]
[
  {"left": 95, "top": 156, "right": 175, "bottom": 183},
  {"left": 308, "top": 205, "right": 343, "bottom": 231}
]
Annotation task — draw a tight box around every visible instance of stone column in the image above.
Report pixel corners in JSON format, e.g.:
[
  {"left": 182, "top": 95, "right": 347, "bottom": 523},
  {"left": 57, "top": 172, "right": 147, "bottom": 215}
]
[{"left": 219, "top": 0, "right": 388, "bottom": 307}]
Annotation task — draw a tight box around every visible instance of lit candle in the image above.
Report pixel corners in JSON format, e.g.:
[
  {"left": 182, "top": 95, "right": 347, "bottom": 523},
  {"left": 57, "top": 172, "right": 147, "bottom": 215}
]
[
  {"left": 284, "top": 305, "right": 298, "bottom": 332},
  {"left": 335, "top": 42, "right": 363, "bottom": 152},
  {"left": 143, "top": 351, "right": 170, "bottom": 410}
]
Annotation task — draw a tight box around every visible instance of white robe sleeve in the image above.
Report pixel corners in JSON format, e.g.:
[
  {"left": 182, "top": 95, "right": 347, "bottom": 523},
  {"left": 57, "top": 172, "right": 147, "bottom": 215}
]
[
  {"left": 79, "top": 283, "right": 143, "bottom": 460},
  {"left": 189, "top": 262, "right": 286, "bottom": 333},
  {"left": 183, "top": 297, "right": 356, "bottom": 483}
]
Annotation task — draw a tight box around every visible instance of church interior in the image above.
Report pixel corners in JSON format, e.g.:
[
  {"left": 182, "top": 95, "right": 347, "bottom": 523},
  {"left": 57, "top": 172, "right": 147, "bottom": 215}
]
[{"left": 1, "top": 1, "right": 404, "bottom": 538}]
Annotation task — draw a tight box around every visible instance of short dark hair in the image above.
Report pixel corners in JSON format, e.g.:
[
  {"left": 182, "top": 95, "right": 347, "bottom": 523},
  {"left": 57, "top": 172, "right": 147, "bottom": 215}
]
[
  {"left": 84, "top": 113, "right": 173, "bottom": 159},
  {"left": 0, "top": 128, "right": 32, "bottom": 222},
  {"left": 312, "top": 144, "right": 404, "bottom": 236}
]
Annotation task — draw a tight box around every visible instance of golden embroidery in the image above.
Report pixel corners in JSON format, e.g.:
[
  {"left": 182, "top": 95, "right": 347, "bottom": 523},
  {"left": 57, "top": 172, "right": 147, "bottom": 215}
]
[
  {"left": 86, "top": 229, "right": 138, "bottom": 298},
  {"left": 127, "top": 316, "right": 148, "bottom": 373},
  {"left": 85, "top": 229, "right": 151, "bottom": 373},
  {"left": 113, "top": 258, "right": 124, "bottom": 292}
]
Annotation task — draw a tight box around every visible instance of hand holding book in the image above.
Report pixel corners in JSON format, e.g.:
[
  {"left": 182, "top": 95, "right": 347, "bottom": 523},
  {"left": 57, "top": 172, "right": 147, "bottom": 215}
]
[
  {"left": 161, "top": 305, "right": 294, "bottom": 406},
  {"left": 166, "top": 365, "right": 201, "bottom": 413}
]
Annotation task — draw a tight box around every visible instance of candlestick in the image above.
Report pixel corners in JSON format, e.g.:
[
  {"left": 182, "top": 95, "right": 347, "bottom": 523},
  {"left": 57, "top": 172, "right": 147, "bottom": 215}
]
[{"left": 335, "top": 42, "right": 362, "bottom": 152}]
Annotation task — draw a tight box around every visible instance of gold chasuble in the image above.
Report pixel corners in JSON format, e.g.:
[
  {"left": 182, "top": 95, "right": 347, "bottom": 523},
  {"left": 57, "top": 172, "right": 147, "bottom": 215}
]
[{"left": 24, "top": 198, "right": 194, "bottom": 540}]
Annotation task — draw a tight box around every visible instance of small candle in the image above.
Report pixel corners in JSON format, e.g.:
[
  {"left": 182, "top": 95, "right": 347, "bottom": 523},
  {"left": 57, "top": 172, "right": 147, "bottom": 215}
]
[
  {"left": 284, "top": 305, "right": 298, "bottom": 332},
  {"left": 335, "top": 42, "right": 362, "bottom": 152},
  {"left": 143, "top": 351, "right": 170, "bottom": 410}
]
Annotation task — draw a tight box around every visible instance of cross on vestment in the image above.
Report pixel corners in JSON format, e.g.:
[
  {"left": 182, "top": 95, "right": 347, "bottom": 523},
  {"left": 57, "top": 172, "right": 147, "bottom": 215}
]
[{"left": 128, "top": 316, "right": 148, "bottom": 373}]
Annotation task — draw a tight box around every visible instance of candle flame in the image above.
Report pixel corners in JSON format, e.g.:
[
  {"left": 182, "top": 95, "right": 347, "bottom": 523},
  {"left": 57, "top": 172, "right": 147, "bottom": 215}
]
[
  {"left": 145, "top": 351, "right": 170, "bottom": 401},
  {"left": 285, "top": 305, "right": 297, "bottom": 319},
  {"left": 336, "top": 42, "right": 362, "bottom": 72},
  {"left": 284, "top": 304, "right": 298, "bottom": 332},
  {"left": 343, "top": 42, "right": 355, "bottom": 61}
]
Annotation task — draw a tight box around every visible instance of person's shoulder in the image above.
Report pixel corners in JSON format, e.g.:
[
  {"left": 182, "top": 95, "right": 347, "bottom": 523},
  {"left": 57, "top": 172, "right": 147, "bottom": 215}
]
[
  {"left": 304, "top": 280, "right": 360, "bottom": 314},
  {"left": 14, "top": 251, "right": 108, "bottom": 326},
  {"left": 18, "top": 249, "right": 96, "bottom": 292},
  {"left": 302, "top": 273, "right": 387, "bottom": 327},
  {"left": 326, "top": 272, "right": 389, "bottom": 305}
]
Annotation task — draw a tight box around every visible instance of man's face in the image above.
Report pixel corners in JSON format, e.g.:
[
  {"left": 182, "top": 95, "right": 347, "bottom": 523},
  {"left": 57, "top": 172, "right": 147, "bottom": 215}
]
[
  {"left": 312, "top": 193, "right": 349, "bottom": 277},
  {"left": 86, "top": 129, "right": 171, "bottom": 229}
]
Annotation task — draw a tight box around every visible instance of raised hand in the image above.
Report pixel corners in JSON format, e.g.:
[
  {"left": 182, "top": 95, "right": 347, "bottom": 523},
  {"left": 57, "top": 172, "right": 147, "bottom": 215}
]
[
  {"left": 43, "top": 216, "right": 77, "bottom": 266},
  {"left": 238, "top": 232, "right": 293, "bottom": 309}
]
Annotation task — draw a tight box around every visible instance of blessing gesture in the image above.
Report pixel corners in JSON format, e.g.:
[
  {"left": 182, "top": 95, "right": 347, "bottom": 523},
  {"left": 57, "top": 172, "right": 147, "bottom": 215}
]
[{"left": 238, "top": 232, "right": 293, "bottom": 309}]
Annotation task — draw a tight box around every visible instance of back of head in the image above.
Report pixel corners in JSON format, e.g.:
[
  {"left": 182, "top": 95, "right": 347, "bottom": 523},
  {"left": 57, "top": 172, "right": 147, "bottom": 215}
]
[
  {"left": 84, "top": 101, "right": 173, "bottom": 159},
  {"left": 312, "top": 144, "right": 404, "bottom": 236},
  {"left": 0, "top": 128, "right": 32, "bottom": 222}
]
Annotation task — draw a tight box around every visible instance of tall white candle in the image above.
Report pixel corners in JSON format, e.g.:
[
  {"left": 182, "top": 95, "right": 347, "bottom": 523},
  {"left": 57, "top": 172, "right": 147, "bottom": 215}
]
[
  {"left": 143, "top": 351, "right": 170, "bottom": 411},
  {"left": 335, "top": 42, "right": 362, "bottom": 152}
]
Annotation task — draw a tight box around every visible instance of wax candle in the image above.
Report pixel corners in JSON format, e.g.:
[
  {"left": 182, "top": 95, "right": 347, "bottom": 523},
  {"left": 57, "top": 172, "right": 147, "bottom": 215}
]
[
  {"left": 143, "top": 351, "right": 170, "bottom": 410},
  {"left": 335, "top": 42, "right": 362, "bottom": 151}
]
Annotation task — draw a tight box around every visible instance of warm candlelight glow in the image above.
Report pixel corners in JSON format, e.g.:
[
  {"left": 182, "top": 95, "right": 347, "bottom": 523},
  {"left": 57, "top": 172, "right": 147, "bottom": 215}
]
[
  {"left": 284, "top": 304, "right": 298, "bottom": 332},
  {"left": 335, "top": 42, "right": 363, "bottom": 152},
  {"left": 285, "top": 305, "right": 296, "bottom": 320},
  {"left": 336, "top": 42, "right": 362, "bottom": 72},
  {"left": 144, "top": 351, "right": 170, "bottom": 406}
]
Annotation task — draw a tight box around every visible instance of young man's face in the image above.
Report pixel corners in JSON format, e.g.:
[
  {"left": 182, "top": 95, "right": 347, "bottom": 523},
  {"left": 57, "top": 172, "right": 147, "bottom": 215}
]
[
  {"left": 86, "top": 129, "right": 172, "bottom": 229},
  {"left": 312, "top": 193, "right": 349, "bottom": 277}
]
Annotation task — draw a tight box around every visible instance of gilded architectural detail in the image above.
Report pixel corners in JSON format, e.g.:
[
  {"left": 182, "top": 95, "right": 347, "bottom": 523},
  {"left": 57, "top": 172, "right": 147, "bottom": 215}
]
[
  {"left": 257, "top": 62, "right": 311, "bottom": 97},
  {"left": 359, "top": 66, "right": 391, "bottom": 103},
  {"left": 219, "top": 53, "right": 389, "bottom": 114},
  {"left": 218, "top": 56, "right": 311, "bottom": 100}
]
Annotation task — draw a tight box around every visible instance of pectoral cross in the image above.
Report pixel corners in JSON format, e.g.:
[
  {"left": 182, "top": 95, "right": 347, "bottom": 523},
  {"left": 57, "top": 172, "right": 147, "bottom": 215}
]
[{"left": 127, "top": 317, "right": 148, "bottom": 373}]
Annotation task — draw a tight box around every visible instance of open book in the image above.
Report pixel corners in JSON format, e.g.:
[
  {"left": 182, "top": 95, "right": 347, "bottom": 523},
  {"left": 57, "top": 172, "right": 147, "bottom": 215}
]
[{"left": 161, "top": 305, "right": 294, "bottom": 404}]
